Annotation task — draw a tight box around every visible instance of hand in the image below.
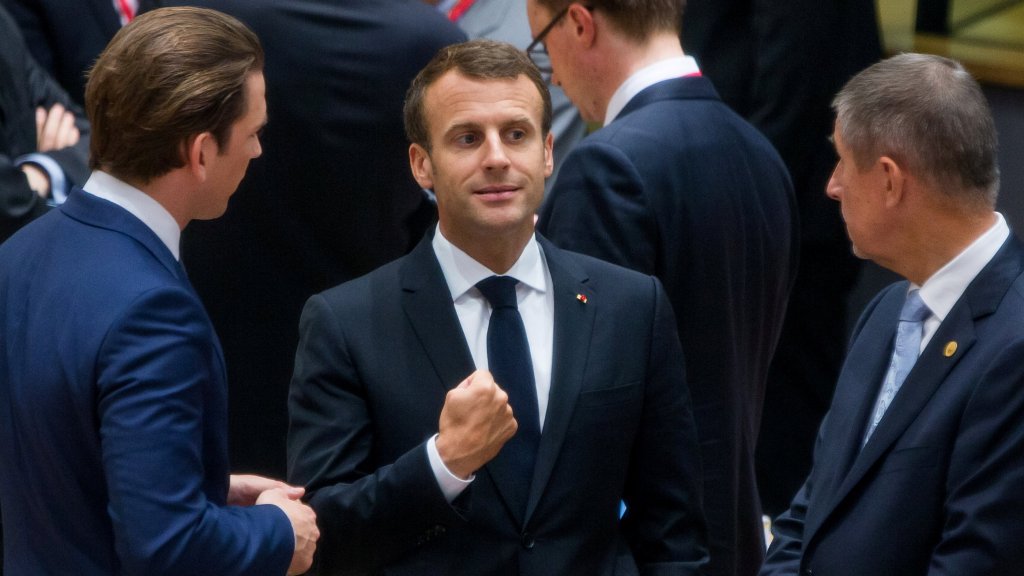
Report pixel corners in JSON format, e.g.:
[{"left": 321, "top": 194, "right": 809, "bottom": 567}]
[
  {"left": 257, "top": 489, "right": 320, "bottom": 576},
  {"left": 436, "top": 370, "right": 518, "bottom": 479},
  {"left": 228, "top": 474, "right": 304, "bottom": 506},
  {"left": 20, "top": 163, "right": 51, "bottom": 198},
  {"left": 35, "top": 104, "right": 80, "bottom": 152}
]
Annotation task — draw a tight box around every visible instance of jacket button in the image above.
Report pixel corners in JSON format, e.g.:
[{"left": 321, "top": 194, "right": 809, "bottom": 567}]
[{"left": 521, "top": 532, "right": 535, "bottom": 549}]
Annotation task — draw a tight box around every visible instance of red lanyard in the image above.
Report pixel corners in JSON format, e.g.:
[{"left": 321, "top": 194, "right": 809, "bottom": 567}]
[
  {"left": 446, "top": 0, "right": 477, "bottom": 22},
  {"left": 116, "top": 0, "right": 135, "bottom": 23}
]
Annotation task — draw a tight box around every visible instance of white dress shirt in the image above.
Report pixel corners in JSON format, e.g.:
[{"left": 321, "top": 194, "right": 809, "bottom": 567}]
[
  {"left": 426, "top": 225, "right": 555, "bottom": 501},
  {"left": 603, "top": 55, "right": 701, "bottom": 126},
  {"left": 914, "top": 212, "right": 1009, "bottom": 351},
  {"left": 82, "top": 170, "right": 181, "bottom": 261}
]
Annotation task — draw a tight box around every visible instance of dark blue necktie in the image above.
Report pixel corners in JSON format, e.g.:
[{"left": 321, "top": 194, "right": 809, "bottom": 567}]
[{"left": 476, "top": 275, "right": 540, "bottom": 513}]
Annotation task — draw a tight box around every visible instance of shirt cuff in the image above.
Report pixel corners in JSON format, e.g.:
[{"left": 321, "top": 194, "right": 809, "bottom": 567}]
[
  {"left": 16, "top": 153, "right": 68, "bottom": 205},
  {"left": 426, "top": 434, "right": 473, "bottom": 502}
]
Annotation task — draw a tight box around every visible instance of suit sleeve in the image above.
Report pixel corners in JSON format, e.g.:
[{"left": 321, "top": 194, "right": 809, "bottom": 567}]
[
  {"left": 287, "top": 293, "right": 467, "bottom": 575},
  {"left": 539, "top": 140, "right": 657, "bottom": 274},
  {"left": 96, "top": 286, "right": 293, "bottom": 576},
  {"left": 929, "top": 337, "right": 1024, "bottom": 575},
  {"left": 758, "top": 428, "right": 821, "bottom": 576},
  {"left": 20, "top": 30, "right": 91, "bottom": 188},
  {"left": 1, "top": 155, "right": 48, "bottom": 242},
  {"left": 1, "top": 6, "right": 89, "bottom": 239},
  {"left": 621, "top": 278, "right": 709, "bottom": 575}
]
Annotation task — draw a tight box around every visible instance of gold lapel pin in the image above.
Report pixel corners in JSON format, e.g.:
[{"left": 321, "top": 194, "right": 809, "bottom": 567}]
[
  {"left": 944, "top": 341, "right": 958, "bottom": 357},
  {"left": 576, "top": 293, "right": 588, "bottom": 304}
]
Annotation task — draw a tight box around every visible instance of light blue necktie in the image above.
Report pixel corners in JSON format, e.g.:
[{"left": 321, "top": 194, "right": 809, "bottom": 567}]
[{"left": 864, "top": 290, "right": 931, "bottom": 445}]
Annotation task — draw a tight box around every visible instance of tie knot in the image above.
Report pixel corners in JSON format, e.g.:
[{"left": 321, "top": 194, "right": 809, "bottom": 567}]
[
  {"left": 900, "top": 290, "right": 930, "bottom": 322},
  {"left": 476, "top": 275, "right": 519, "bottom": 309}
]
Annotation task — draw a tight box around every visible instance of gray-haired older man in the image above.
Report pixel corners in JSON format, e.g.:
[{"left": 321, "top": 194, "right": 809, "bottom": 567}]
[{"left": 762, "top": 53, "right": 1024, "bottom": 576}]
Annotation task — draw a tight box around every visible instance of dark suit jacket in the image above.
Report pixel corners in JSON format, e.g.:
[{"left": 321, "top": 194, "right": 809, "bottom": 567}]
[
  {"left": 0, "top": 189, "right": 293, "bottom": 574},
  {"left": 0, "top": 0, "right": 121, "bottom": 105},
  {"left": 146, "top": 0, "right": 466, "bottom": 476},
  {"left": 538, "top": 76, "right": 798, "bottom": 576},
  {"left": 0, "top": 4, "right": 88, "bottom": 243},
  {"left": 681, "top": 2, "right": 881, "bottom": 518},
  {"left": 762, "top": 236, "right": 1024, "bottom": 576},
  {"left": 288, "top": 234, "right": 709, "bottom": 575}
]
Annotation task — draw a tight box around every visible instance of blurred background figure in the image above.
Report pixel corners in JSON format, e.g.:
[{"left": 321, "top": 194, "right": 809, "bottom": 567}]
[
  {"left": 143, "top": 0, "right": 465, "bottom": 477},
  {"left": 429, "top": 0, "right": 587, "bottom": 192},
  {"left": 680, "top": 0, "right": 882, "bottom": 518},
  {"left": 531, "top": 1, "right": 798, "bottom": 574},
  {"left": 0, "top": 0, "right": 143, "bottom": 105},
  {"left": 1, "top": 4, "right": 89, "bottom": 244}
]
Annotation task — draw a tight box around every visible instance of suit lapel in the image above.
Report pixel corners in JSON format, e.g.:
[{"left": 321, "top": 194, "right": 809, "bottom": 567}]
[
  {"left": 399, "top": 235, "right": 476, "bottom": 394},
  {"left": 522, "top": 236, "right": 595, "bottom": 523},
  {"left": 806, "top": 237, "right": 1024, "bottom": 542}
]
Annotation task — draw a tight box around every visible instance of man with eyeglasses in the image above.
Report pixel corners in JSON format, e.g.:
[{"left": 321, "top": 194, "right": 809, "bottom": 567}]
[{"left": 527, "top": 2, "right": 797, "bottom": 576}]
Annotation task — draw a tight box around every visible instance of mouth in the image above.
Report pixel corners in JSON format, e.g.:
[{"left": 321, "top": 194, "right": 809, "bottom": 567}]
[{"left": 474, "top": 185, "right": 520, "bottom": 200}]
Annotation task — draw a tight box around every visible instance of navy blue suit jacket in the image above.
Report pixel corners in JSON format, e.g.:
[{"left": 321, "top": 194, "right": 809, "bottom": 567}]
[
  {"left": 287, "top": 234, "right": 709, "bottom": 575},
  {"left": 538, "top": 76, "right": 798, "bottom": 576},
  {"left": 762, "top": 236, "right": 1024, "bottom": 575},
  {"left": 0, "top": 189, "right": 293, "bottom": 574}
]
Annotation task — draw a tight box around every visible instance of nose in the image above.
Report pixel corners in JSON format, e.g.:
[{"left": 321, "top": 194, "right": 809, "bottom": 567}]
[
  {"left": 482, "top": 132, "right": 511, "bottom": 170},
  {"left": 825, "top": 163, "right": 841, "bottom": 201},
  {"left": 252, "top": 136, "right": 263, "bottom": 159}
]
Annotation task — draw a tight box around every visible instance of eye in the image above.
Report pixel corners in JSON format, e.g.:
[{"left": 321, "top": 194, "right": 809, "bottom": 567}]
[
  {"left": 455, "top": 133, "right": 478, "bottom": 146},
  {"left": 507, "top": 129, "right": 527, "bottom": 142}
]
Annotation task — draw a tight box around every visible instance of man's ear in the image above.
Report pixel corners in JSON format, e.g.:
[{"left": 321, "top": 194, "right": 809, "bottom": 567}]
[
  {"left": 543, "top": 131, "right": 554, "bottom": 178},
  {"left": 409, "top": 143, "right": 434, "bottom": 191},
  {"left": 567, "top": 3, "right": 596, "bottom": 48},
  {"left": 186, "top": 132, "right": 215, "bottom": 181},
  {"left": 880, "top": 155, "right": 905, "bottom": 208}
]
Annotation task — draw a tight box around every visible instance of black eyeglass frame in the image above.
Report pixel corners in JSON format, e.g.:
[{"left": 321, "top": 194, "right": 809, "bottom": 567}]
[{"left": 525, "top": 4, "right": 594, "bottom": 76}]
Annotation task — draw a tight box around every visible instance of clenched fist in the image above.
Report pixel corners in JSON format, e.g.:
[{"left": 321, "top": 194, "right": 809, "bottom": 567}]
[{"left": 436, "top": 370, "right": 518, "bottom": 479}]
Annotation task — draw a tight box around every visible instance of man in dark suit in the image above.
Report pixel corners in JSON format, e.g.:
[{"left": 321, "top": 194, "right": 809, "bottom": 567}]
[
  {"left": 527, "top": 2, "right": 797, "bottom": 575},
  {"left": 287, "top": 39, "right": 708, "bottom": 575},
  {"left": 762, "top": 53, "right": 1024, "bottom": 576},
  {"left": 0, "top": 8, "right": 318, "bottom": 574},
  {"left": 146, "top": 0, "right": 466, "bottom": 477},
  {"left": 0, "top": 0, "right": 128, "bottom": 105},
  {"left": 680, "top": 0, "right": 882, "bottom": 516},
  {"left": 0, "top": 4, "right": 89, "bottom": 244}
]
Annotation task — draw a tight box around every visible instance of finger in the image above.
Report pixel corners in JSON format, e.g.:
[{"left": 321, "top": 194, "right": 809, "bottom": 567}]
[
  {"left": 35, "top": 107, "right": 46, "bottom": 142},
  {"left": 38, "top": 105, "right": 65, "bottom": 151},
  {"left": 56, "top": 110, "right": 77, "bottom": 148}
]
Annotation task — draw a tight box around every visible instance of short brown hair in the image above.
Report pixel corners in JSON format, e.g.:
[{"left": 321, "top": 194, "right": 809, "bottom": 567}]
[
  {"left": 534, "top": 0, "right": 681, "bottom": 41},
  {"left": 404, "top": 39, "right": 552, "bottom": 151},
  {"left": 85, "top": 7, "right": 264, "bottom": 183}
]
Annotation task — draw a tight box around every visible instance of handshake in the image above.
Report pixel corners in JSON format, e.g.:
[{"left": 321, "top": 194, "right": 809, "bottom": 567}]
[{"left": 229, "top": 475, "right": 321, "bottom": 575}]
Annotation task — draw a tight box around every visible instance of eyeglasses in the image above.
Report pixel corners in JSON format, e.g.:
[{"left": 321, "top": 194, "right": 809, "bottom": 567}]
[{"left": 525, "top": 4, "right": 593, "bottom": 81}]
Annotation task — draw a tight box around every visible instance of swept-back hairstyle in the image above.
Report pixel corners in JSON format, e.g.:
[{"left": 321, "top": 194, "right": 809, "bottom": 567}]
[{"left": 86, "top": 6, "right": 264, "bottom": 183}]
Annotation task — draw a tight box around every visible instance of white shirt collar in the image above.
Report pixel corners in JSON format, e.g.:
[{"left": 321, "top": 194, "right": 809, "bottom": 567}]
[
  {"left": 916, "top": 212, "right": 1010, "bottom": 323},
  {"left": 431, "top": 224, "right": 549, "bottom": 300},
  {"left": 82, "top": 170, "right": 182, "bottom": 261},
  {"left": 604, "top": 55, "right": 700, "bottom": 126}
]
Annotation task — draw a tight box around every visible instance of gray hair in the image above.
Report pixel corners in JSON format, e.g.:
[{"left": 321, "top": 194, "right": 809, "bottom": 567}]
[{"left": 832, "top": 53, "right": 999, "bottom": 207}]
